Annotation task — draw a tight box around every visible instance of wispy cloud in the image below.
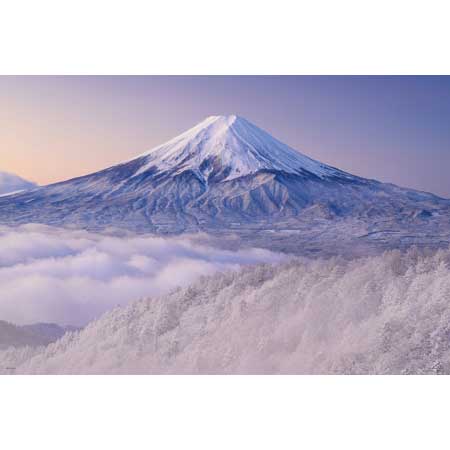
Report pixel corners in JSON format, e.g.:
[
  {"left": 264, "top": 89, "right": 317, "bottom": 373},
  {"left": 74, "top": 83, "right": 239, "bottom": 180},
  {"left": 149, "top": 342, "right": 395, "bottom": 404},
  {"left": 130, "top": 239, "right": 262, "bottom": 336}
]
[{"left": 0, "top": 224, "right": 284, "bottom": 326}]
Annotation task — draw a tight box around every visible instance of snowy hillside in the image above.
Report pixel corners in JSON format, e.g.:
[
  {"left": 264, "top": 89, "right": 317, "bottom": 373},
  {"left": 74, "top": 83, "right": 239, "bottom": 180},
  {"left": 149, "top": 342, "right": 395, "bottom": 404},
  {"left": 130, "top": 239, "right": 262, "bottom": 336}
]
[
  {"left": 3, "top": 248, "right": 450, "bottom": 374},
  {"left": 0, "top": 171, "right": 36, "bottom": 196}
]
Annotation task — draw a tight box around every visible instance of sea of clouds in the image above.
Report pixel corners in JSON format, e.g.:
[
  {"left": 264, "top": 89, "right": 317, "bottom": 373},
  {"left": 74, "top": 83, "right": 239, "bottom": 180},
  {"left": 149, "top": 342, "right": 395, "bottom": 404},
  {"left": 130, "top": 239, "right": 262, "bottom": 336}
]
[{"left": 0, "top": 224, "right": 284, "bottom": 326}]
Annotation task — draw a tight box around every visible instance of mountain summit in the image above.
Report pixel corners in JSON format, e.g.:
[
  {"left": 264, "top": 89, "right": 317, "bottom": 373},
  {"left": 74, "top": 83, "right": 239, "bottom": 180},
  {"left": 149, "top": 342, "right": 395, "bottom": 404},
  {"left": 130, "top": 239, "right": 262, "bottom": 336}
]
[
  {"left": 131, "top": 115, "right": 340, "bottom": 182},
  {"left": 0, "top": 171, "right": 36, "bottom": 196},
  {"left": 0, "top": 115, "right": 449, "bottom": 251}
]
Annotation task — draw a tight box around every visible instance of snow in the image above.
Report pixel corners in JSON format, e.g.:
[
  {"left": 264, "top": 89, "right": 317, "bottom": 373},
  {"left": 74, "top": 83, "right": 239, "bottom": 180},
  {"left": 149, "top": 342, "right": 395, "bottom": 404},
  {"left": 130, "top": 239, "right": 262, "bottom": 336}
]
[
  {"left": 3, "top": 247, "right": 450, "bottom": 374},
  {"left": 132, "top": 115, "right": 341, "bottom": 181},
  {"left": 0, "top": 171, "right": 36, "bottom": 196},
  {"left": 0, "top": 189, "right": 25, "bottom": 198}
]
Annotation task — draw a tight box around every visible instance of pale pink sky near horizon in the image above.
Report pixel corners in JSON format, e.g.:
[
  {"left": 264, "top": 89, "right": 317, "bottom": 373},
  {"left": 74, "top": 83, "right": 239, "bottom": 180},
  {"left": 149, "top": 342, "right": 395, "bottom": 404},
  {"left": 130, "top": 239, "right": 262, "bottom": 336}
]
[{"left": 1, "top": 76, "right": 450, "bottom": 197}]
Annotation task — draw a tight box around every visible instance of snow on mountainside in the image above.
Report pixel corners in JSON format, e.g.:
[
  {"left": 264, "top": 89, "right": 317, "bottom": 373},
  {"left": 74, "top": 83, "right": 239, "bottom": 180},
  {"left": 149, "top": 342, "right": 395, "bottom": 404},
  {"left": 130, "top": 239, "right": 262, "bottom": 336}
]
[
  {"left": 0, "top": 115, "right": 449, "bottom": 252},
  {"left": 133, "top": 115, "right": 343, "bottom": 181},
  {"left": 3, "top": 248, "right": 450, "bottom": 374},
  {"left": 0, "top": 171, "right": 36, "bottom": 196}
]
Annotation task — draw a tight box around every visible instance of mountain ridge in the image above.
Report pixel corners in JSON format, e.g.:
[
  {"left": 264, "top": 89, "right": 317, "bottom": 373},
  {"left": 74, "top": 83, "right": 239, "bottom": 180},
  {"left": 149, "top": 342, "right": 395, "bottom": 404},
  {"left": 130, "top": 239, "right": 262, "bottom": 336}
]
[{"left": 0, "top": 320, "right": 78, "bottom": 350}]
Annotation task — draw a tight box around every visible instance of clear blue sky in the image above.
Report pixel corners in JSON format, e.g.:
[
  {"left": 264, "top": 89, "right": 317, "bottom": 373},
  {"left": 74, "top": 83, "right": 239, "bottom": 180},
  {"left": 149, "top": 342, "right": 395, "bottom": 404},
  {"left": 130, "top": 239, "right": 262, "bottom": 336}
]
[{"left": 1, "top": 76, "right": 450, "bottom": 197}]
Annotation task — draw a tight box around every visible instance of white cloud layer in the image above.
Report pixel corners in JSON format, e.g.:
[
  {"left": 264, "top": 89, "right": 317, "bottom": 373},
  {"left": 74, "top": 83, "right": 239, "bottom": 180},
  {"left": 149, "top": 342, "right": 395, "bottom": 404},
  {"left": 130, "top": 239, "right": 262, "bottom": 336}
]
[{"left": 0, "top": 225, "right": 284, "bottom": 326}]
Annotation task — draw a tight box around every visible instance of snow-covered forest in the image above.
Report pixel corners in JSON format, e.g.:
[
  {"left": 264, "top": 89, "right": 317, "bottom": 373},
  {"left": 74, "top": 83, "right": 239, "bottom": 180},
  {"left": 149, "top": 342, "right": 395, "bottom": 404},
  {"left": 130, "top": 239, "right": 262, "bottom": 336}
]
[{"left": 2, "top": 247, "right": 450, "bottom": 374}]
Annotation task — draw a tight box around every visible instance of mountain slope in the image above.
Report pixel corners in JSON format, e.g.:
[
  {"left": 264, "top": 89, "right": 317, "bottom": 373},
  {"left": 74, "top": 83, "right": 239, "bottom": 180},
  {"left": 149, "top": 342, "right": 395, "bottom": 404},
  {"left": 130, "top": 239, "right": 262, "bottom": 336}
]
[
  {"left": 0, "top": 171, "right": 36, "bottom": 196},
  {"left": 0, "top": 115, "right": 449, "bottom": 245}
]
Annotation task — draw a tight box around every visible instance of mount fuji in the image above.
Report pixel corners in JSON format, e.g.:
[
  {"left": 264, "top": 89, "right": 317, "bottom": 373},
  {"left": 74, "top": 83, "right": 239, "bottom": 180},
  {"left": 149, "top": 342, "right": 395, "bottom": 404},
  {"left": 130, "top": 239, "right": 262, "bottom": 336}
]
[{"left": 1, "top": 115, "right": 449, "bottom": 252}]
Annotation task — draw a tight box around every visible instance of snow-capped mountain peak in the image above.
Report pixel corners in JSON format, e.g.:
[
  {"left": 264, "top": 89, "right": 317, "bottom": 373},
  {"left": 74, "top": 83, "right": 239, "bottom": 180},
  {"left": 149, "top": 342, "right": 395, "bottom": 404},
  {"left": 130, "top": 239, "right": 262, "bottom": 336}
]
[
  {"left": 132, "top": 115, "right": 339, "bottom": 181},
  {"left": 1, "top": 114, "right": 448, "bottom": 238},
  {"left": 0, "top": 171, "right": 37, "bottom": 196}
]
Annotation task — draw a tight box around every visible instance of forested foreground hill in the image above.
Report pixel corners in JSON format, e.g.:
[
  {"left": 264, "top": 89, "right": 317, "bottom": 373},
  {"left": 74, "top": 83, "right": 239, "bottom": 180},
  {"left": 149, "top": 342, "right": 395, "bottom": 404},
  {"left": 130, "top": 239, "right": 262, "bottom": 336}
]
[{"left": 2, "top": 248, "right": 450, "bottom": 374}]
